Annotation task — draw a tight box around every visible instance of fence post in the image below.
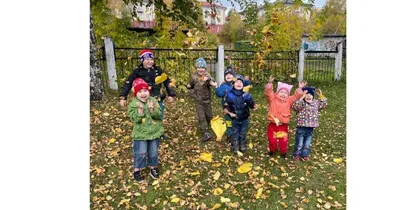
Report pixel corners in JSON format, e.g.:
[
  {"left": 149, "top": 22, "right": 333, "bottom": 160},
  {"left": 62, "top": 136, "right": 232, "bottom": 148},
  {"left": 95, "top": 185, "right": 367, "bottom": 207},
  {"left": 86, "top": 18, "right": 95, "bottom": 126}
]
[
  {"left": 298, "top": 43, "right": 305, "bottom": 82},
  {"left": 216, "top": 45, "right": 225, "bottom": 85},
  {"left": 335, "top": 41, "right": 343, "bottom": 81},
  {"left": 104, "top": 36, "right": 118, "bottom": 90}
]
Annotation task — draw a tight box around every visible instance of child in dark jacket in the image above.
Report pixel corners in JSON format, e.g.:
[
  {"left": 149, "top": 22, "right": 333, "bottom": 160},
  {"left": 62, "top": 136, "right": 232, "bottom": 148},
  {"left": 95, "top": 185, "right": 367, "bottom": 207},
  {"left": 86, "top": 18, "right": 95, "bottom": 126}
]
[
  {"left": 292, "top": 86, "right": 328, "bottom": 161},
  {"left": 224, "top": 74, "right": 258, "bottom": 154},
  {"left": 215, "top": 65, "right": 235, "bottom": 141},
  {"left": 187, "top": 57, "right": 218, "bottom": 142},
  {"left": 127, "top": 78, "right": 163, "bottom": 182}
]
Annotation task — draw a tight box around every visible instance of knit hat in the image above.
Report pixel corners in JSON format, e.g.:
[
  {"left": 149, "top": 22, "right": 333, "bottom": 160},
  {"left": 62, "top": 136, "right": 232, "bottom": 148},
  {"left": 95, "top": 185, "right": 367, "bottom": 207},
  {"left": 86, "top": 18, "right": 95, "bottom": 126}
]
[
  {"left": 233, "top": 74, "right": 245, "bottom": 83},
  {"left": 276, "top": 82, "right": 293, "bottom": 94},
  {"left": 224, "top": 65, "right": 235, "bottom": 77},
  {"left": 132, "top": 78, "right": 150, "bottom": 96},
  {"left": 139, "top": 49, "right": 154, "bottom": 62},
  {"left": 195, "top": 57, "right": 207, "bottom": 68},
  {"left": 302, "top": 86, "right": 315, "bottom": 98}
]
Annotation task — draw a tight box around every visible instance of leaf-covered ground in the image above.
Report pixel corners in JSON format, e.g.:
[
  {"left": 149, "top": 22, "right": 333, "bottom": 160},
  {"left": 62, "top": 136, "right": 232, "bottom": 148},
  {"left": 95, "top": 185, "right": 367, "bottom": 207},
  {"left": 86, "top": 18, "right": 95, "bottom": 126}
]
[{"left": 90, "top": 81, "right": 346, "bottom": 209}]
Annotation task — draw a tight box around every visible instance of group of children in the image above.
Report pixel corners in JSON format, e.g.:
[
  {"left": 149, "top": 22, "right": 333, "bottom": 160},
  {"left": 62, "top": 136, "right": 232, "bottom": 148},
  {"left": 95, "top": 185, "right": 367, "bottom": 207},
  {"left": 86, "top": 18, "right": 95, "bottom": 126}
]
[{"left": 123, "top": 50, "right": 328, "bottom": 182}]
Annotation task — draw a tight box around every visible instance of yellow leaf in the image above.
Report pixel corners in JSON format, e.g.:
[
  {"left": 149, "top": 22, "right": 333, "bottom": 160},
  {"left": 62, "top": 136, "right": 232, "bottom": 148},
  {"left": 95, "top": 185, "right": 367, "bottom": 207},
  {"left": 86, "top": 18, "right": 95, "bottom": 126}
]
[
  {"left": 210, "top": 116, "right": 226, "bottom": 141},
  {"left": 179, "top": 98, "right": 185, "bottom": 102},
  {"left": 220, "top": 197, "right": 231, "bottom": 203},
  {"left": 237, "top": 151, "right": 244, "bottom": 157},
  {"left": 261, "top": 26, "right": 269, "bottom": 34},
  {"left": 224, "top": 183, "right": 231, "bottom": 189},
  {"left": 115, "top": 128, "right": 122, "bottom": 133},
  {"left": 106, "top": 195, "right": 112, "bottom": 200},
  {"left": 212, "top": 163, "right": 222, "bottom": 167},
  {"left": 227, "top": 202, "right": 240, "bottom": 208},
  {"left": 324, "top": 202, "right": 331, "bottom": 209},
  {"left": 274, "top": 131, "right": 287, "bottom": 138},
  {"left": 213, "top": 188, "right": 223, "bottom": 195},
  {"left": 152, "top": 180, "right": 159, "bottom": 186},
  {"left": 190, "top": 171, "right": 200, "bottom": 176},
  {"left": 171, "top": 197, "right": 180, "bottom": 203},
  {"left": 289, "top": 73, "right": 296, "bottom": 78},
  {"left": 210, "top": 203, "right": 221, "bottom": 210},
  {"left": 103, "top": 112, "right": 110, "bottom": 116},
  {"left": 200, "top": 153, "right": 213, "bottom": 162},
  {"left": 249, "top": 142, "right": 253, "bottom": 149},
  {"left": 94, "top": 110, "right": 100, "bottom": 115},
  {"left": 243, "top": 85, "right": 252, "bottom": 93},
  {"left": 155, "top": 73, "right": 168, "bottom": 85},
  {"left": 328, "top": 185, "right": 336, "bottom": 191},
  {"left": 109, "top": 138, "right": 116, "bottom": 143},
  {"left": 237, "top": 162, "right": 253, "bottom": 173},
  {"left": 224, "top": 156, "right": 231, "bottom": 165},
  {"left": 213, "top": 171, "right": 221, "bottom": 180},
  {"left": 333, "top": 158, "right": 343, "bottom": 164},
  {"left": 255, "top": 188, "right": 263, "bottom": 199},
  {"left": 280, "top": 201, "right": 288, "bottom": 208},
  {"left": 269, "top": 114, "right": 280, "bottom": 126},
  {"left": 134, "top": 192, "right": 141, "bottom": 196}
]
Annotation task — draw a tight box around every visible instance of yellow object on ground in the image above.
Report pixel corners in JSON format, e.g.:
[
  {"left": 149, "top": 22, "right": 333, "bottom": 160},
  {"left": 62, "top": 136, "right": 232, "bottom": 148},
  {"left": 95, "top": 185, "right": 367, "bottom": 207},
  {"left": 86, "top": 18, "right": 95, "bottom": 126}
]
[{"left": 211, "top": 116, "right": 226, "bottom": 141}]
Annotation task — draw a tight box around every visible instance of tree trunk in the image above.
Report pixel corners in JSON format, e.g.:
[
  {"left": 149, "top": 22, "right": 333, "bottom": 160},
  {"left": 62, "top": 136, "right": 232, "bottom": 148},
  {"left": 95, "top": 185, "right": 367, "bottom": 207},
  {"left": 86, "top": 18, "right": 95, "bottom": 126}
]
[{"left": 90, "top": 11, "right": 104, "bottom": 101}]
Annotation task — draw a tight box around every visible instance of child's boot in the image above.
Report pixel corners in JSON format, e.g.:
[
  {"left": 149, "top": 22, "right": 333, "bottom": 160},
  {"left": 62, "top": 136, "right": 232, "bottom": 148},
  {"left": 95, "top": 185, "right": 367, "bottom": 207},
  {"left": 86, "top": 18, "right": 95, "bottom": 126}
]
[
  {"left": 280, "top": 153, "right": 287, "bottom": 159},
  {"left": 202, "top": 132, "right": 211, "bottom": 142},
  {"left": 133, "top": 170, "right": 144, "bottom": 182},
  {"left": 239, "top": 144, "right": 246, "bottom": 153},
  {"left": 232, "top": 140, "right": 239, "bottom": 154},
  {"left": 149, "top": 167, "right": 160, "bottom": 179},
  {"left": 268, "top": 151, "right": 275, "bottom": 157}
]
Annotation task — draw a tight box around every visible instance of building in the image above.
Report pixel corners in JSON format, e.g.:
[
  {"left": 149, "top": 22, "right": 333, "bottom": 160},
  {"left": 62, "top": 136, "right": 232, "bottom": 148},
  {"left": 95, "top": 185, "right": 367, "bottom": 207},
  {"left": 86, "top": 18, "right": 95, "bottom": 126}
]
[
  {"left": 200, "top": 1, "right": 227, "bottom": 34},
  {"left": 127, "top": 0, "right": 156, "bottom": 29}
]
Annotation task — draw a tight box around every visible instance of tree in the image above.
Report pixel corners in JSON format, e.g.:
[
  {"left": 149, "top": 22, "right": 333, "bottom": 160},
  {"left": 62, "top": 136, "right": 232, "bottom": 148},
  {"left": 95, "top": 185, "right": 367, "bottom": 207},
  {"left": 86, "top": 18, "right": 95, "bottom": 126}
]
[
  {"left": 317, "top": 0, "right": 346, "bottom": 34},
  {"left": 90, "top": 11, "right": 104, "bottom": 101},
  {"left": 218, "top": 11, "right": 247, "bottom": 47}
]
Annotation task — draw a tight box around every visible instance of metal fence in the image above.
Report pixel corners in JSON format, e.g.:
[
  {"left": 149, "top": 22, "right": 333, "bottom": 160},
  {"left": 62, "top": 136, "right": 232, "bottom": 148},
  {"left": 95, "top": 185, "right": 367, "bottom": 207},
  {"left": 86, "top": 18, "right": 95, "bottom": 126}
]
[
  {"left": 97, "top": 45, "right": 345, "bottom": 91},
  {"left": 224, "top": 50, "right": 298, "bottom": 84}
]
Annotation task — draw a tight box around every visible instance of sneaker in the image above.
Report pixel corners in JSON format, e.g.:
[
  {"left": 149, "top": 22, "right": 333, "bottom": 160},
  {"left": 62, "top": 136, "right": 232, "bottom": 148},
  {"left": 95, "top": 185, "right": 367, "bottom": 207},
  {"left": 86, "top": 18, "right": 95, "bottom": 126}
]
[
  {"left": 133, "top": 171, "right": 144, "bottom": 182},
  {"left": 160, "top": 134, "right": 169, "bottom": 141},
  {"left": 239, "top": 146, "right": 246, "bottom": 153},
  {"left": 202, "top": 132, "right": 211, "bottom": 142},
  {"left": 280, "top": 153, "right": 287, "bottom": 159},
  {"left": 149, "top": 167, "right": 160, "bottom": 179},
  {"left": 268, "top": 151, "right": 275, "bottom": 157},
  {"left": 303, "top": 156, "right": 310, "bottom": 161},
  {"left": 293, "top": 156, "right": 300, "bottom": 161}
]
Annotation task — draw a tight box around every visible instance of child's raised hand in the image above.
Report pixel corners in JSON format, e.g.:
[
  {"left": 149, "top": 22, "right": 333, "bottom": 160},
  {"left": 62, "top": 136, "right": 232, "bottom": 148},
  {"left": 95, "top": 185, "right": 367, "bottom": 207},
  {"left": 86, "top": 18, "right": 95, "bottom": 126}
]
[
  {"left": 202, "top": 76, "right": 209, "bottom": 81},
  {"left": 136, "top": 101, "right": 144, "bottom": 109},
  {"left": 210, "top": 80, "right": 217, "bottom": 87},
  {"left": 229, "top": 112, "right": 237, "bottom": 118},
  {"left": 268, "top": 76, "right": 274, "bottom": 83},
  {"left": 317, "top": 88, "right": 323, "bottom": 96},
  {"left": 299, "top": 81, "right": 307, "bottom": 88},
  {"left": 301, "top": 90, "right": 308, "bottom": 99}
]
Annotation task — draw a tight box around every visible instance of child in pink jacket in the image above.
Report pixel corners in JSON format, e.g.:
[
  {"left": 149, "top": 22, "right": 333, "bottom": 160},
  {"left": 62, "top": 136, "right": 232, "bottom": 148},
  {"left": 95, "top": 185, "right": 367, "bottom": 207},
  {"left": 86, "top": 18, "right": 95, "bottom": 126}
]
[{"left": 264, "top": 76, "right": 306, "bottom": 158}]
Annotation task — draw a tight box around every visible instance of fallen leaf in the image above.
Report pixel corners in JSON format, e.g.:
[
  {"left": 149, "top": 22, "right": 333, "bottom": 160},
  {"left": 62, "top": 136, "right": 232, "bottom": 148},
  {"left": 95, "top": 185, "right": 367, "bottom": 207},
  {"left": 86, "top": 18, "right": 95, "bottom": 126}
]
[
  {"left": 220, "top": 197, "right": 231, "bottom": 203},
  {"left": 190, "top": 171, "right": 200, "bottom": 176},
  {"left": 200, "top": 153, "right": 213, "bottom": 162},
  {"left": 324, "top": 202, "right": 331, "bottom": 209},
  {"left": 289, "top": 73, "right": 296, "bottom": 78},
  {"left": 255, "top": 188, "right": 263, "bottom": 199},
  {"left": 103, "top": 112, "right": 110, "bottom": 117},
  {"left": 224, "top": 183, "right": 231, "bottom": 189},
  {"left": 152, "top": 180, "right": 159, "bottom": 186},
  {"left": 213, "top": 171, "right": 221, "bottom": 180},
  {"left": 333, "top": 158, "right": 343, "bottom": 164},
  {"left": 237, "top": 162, "right": 252, "bottom": 173},
  {"left": 179, "top": 98, "right": 185, "bottom": 102},
  {"left": 109, "top": 138, "right": 116, "bottom": 143},
  {"left": 171, "top": 197, "right": 180, "bottom": 203},
  {"left": 210, "top": 203, "right": 221, "bottom": 210},
  {"left": 328, "top": 185, "right": 336, "bottom": 191},
  {"left": 213, "top": 188, "right": 223, "bottom": 195},
  {"left": 106, "top": 195, "right": 112, "bottom": 200},
  {"left": 280, "top": 202, "right": 288, "bottom": 208},
  {"left": 249, "top": 143, "right": 253, "bottom": 149}
]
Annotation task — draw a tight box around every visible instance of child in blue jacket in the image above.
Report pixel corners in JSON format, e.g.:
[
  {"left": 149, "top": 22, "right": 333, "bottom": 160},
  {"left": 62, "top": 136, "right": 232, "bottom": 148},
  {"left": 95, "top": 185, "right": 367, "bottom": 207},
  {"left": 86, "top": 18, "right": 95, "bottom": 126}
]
[
  {"left": 224, "top": 74, "right": 258, "bottom": 154},
  {"left": 215, "top": 65, "right": 235, "bottom": 141}
]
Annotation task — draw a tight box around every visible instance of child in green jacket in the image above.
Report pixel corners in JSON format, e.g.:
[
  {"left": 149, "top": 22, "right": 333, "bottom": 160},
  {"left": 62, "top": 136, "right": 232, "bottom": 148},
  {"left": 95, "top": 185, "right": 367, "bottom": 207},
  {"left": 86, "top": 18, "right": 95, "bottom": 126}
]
[{"left": 128, "top": 78, "right": 163, "bottom": 182}]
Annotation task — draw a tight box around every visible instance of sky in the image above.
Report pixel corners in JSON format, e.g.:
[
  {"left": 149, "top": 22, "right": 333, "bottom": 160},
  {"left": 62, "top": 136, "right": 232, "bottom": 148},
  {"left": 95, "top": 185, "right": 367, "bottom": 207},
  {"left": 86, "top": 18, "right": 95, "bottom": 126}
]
[{"left": 219, "top": 0, "right": 328, "bottom": 12}]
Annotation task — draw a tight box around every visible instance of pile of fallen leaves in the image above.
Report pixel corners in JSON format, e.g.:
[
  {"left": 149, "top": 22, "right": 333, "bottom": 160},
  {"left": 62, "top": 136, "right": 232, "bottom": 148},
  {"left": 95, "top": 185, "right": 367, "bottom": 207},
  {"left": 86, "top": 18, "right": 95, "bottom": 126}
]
[{"left": 90, "top": 82, "right": 346, "bottom": 209}]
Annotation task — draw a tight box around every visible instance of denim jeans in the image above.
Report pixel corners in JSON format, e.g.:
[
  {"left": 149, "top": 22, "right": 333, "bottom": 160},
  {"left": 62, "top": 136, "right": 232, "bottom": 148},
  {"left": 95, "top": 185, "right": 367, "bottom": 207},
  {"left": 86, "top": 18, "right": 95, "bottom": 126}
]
[
  {"left": 231, "top": 118, "right": 250, "bottom": 151},
  {"left": 292, "top": 127, "right": 314, "bottom": 157},
  {"left": 133, "top": 139, "right": 160, "bottom": 169},
  {"left": 158, "top": 100, "right": 165, "bottom": 120}
]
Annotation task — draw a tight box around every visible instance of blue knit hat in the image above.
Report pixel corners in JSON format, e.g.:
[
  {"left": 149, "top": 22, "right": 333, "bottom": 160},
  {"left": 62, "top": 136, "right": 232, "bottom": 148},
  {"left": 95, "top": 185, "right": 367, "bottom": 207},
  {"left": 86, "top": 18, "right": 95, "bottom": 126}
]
[
  {"left": 233, "top": 74, "right": 244, "bottom": 83},
  {"left": 302, "top": 87, "right": 315, "bottom": 98},
  {"left": 195, "top": 57, "right": 207, "bottom": 68}
]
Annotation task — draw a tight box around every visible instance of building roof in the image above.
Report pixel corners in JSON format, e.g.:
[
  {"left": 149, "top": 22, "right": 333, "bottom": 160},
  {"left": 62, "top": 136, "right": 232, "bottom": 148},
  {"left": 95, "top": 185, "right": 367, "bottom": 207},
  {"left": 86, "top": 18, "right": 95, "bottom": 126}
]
[{"left": 201, "top": 1, "right": 226, "bottom": 10}]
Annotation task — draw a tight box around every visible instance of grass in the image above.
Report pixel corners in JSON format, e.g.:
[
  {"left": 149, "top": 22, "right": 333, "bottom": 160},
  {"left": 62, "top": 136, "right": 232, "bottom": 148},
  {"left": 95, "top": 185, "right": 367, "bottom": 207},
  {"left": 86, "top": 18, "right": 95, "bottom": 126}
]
[{"left": 90, "top": 81, "right": 346, "bottom": 209}]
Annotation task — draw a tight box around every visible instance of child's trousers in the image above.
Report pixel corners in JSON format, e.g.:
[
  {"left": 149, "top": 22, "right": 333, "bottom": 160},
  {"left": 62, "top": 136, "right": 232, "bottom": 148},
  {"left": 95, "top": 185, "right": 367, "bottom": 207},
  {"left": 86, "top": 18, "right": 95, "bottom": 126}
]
[
  {"left": 196, "top": 102, "right": 213, "bottom": 134},
  {"left": 266, "top": 123, "right": 289, "bottom": 154},
  {"left": 231, "top": 118, "right": 250, "bottom": 151},
  {"left": 224, "top": 114, "right": 233, "bottom": 137},
  {"left": 292, "top": 127, "right": 314, "bottom": 157},
  {"left": 133, "top": 139, "right": 160, "bottom": 169}
]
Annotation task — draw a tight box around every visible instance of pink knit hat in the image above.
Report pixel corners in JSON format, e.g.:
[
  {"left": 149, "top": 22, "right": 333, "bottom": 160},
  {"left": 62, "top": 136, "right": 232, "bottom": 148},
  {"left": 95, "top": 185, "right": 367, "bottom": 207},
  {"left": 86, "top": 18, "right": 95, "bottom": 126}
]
[{"left": 276, "top": 82, "right": 293, "bottom": 94}]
